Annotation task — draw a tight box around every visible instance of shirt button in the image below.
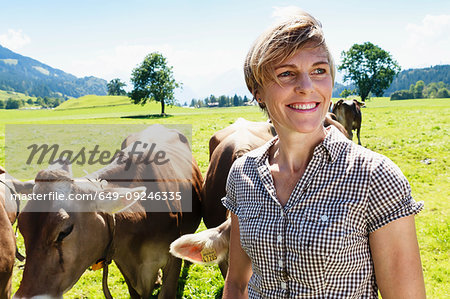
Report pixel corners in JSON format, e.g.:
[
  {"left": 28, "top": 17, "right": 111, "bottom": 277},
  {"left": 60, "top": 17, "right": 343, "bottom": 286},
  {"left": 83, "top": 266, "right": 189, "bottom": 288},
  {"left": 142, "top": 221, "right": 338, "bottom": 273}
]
[
  {"left": 281, "top": 282, "right": 287, "bottom": 289},
  {"left": 278, "top": 260, "right": 283, "bottom": 267},
  {"left": 321, "top": 215, "right": 329, "bottom": 222},
  {"left": 280, "top": 210, "right": 284, "bottom": 217},
  {"left": 277, "top": 235, "right": 282, "bottom": 242}
]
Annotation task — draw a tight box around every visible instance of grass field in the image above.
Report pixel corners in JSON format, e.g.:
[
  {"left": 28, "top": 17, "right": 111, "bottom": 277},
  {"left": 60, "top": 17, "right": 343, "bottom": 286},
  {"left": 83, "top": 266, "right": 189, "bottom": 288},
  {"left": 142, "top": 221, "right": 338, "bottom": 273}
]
[
  {"left": 56, "top": 95, "right": 131, "bottom": 110},
  {"left": 0, "top": 90, "right": 36, "bottom": 102},
  {"left": 1, "top": 95, "right": 449, "bottom": 298}
]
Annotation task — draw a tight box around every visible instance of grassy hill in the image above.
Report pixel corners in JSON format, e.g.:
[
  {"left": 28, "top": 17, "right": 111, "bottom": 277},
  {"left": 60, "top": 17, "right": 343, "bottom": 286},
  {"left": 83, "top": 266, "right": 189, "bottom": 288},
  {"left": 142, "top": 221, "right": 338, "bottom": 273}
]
[
  {"left": 0, "top": 89, "right": 36, "bottom": 102},
  {"left": 56, "top": 95, "right": 132, "bottom": 110}
]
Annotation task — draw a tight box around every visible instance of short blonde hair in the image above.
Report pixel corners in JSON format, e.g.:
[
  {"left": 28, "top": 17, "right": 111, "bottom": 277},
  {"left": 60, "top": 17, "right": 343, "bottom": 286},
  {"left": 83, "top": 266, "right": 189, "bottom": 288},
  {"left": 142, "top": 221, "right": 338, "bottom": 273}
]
[{"left": 244, "top": 11, "right": 335, "bottom": 108}]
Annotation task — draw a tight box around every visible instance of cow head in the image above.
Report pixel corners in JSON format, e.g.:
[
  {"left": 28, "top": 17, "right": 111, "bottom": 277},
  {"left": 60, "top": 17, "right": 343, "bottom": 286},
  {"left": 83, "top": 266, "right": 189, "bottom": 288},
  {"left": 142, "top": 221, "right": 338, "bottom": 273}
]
[{"left": 14, "top": 163, "right": 145, "bottom": 299}]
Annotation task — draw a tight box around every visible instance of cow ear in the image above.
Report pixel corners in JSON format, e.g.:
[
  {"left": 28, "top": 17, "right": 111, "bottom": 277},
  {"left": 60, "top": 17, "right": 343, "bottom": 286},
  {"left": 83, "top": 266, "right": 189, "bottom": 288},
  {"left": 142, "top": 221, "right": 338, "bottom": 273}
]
[
  {"left": 93, "top": 186, "right": 146, "bottom": 214},
  {"left": 48, "top": 158, "right": 72, "bottom": 176},
  {"left": 355, "top": 100, "right": 365, "bottom": 108},
  {"left": 170, "top": 226, "right": 229, "bottom": 265},
  {"left": 170, "top": 236, "right": 205, "bottom": 263}
]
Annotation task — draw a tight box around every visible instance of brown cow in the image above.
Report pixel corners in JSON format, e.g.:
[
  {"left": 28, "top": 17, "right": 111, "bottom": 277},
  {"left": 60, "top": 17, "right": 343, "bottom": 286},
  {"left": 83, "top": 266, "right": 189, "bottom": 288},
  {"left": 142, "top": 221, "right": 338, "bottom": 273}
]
[
  {"left": 0, "top": 167, "right": 33, "bottom": 299},
  {"left": 15, "top": 125, "right": 202, "bottom": 299},
  {"left": 332, "top": 99, "right": 364, "bottom": 145},
  {"left": 202, "top": 118, "right": 276, "bottom": 230},
  {"left": 170, "top": 116, "right": 348, "bottom": 277},
  {"left": 0, "top": 167, "right": 15, "bottom": 299},
  {"left": 0, "top": 166, "right": 34, "bottom": 224}
]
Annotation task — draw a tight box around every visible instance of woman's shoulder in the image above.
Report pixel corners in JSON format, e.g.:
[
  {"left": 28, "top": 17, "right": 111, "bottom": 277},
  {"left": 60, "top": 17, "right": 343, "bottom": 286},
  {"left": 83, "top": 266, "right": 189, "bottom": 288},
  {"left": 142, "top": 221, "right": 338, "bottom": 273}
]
[
  {"left": 342, "top": 142, "right": 408, "bottom": 189},
  {"left": 325, "top": 126, "right": 385, "bottom": 166}
]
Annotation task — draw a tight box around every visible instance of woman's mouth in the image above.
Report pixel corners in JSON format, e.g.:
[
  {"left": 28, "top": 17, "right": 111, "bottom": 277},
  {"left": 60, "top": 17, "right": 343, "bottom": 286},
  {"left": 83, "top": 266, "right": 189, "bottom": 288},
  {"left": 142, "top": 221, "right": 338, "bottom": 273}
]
[{"left": 288, "top": 102, "right": 320, "bottom": 112}]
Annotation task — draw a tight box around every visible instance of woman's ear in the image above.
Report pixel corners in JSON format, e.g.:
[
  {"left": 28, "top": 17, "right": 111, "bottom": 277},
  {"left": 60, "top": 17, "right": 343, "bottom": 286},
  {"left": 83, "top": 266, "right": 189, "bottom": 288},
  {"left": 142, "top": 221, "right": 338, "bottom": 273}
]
[{"left": 254, "top": 89, "right": 261, "bottom": 102}]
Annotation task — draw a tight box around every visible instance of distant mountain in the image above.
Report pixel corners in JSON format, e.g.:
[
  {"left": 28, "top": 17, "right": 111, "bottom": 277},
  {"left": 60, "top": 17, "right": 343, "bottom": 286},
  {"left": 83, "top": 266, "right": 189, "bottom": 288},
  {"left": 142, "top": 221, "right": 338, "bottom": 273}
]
[
  {"left": 331, "top": 65, "right": 449, "bottom": 98},
  {"left": 383, "top": 65, "right": 450, "bottom": 96},
  {"left": 0, "top": 44, "right": 107, "bottom": 98},
  {"left": 332, "top": 82, "right": 355, "bottom": 98}
]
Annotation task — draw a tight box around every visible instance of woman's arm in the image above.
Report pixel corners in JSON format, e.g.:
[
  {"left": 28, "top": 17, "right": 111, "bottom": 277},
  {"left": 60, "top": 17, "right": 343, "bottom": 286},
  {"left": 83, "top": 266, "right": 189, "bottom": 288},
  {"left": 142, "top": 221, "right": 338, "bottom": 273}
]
[
  {"left": 222, "top": 213, "right": 253, "bottom": 299},
  {"left": 369, "top": 215, "right": 426, "bottom": 298}
]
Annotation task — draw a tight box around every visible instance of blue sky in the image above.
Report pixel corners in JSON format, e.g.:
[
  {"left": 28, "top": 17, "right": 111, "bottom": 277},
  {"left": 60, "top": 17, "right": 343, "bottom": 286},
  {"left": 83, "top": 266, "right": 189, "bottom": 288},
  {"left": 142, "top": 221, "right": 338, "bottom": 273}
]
[{"left": 1, "top": 0, "right": 449, "bottom": 102}]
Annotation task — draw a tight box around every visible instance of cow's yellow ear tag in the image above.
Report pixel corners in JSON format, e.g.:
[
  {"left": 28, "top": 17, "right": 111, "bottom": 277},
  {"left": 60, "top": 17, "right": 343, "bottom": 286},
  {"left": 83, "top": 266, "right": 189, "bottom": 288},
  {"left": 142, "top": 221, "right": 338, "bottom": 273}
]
[
  {"left": 201, "top": 248, "right": 217, "bottom": 263},
  {"left": 91, "top": 259, "right": 105, "bottom": 271}
]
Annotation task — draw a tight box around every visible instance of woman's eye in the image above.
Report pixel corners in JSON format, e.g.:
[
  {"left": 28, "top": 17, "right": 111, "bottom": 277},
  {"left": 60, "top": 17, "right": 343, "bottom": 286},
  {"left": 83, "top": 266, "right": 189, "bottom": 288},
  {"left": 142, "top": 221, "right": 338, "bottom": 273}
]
[
  {"left": 312, "top": 68, "right": 326, "bottom": 75},
  {"left": 278, "top": 71, "right": 293, "bottom": 78}
]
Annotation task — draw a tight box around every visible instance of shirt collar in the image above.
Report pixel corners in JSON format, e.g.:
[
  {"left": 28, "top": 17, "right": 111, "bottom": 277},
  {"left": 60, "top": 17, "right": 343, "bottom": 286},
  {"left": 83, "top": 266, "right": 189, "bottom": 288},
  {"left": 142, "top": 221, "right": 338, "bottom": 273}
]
[
  {"left": 247, "top": 125, "right": 350, "bottom": 165},
  {"left": 322, "top": 125, "right": 351, "bottom": 163}
]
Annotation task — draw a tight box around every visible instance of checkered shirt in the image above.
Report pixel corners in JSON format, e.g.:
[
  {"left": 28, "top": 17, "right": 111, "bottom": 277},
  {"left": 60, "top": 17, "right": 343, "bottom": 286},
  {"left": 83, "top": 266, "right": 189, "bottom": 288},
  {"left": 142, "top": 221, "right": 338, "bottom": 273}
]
[{"left": 222, "top": 126, "right": 423, "bottom": 298}]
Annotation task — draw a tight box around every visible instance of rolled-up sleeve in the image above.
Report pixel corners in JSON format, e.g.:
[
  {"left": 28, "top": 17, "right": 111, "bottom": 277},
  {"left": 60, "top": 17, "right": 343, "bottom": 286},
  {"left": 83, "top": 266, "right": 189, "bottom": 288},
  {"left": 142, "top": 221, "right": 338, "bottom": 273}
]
[
  {"left": 366, "top": 157, "right": 424, "bottom": 233},
  {"left": 221, "top": 164, "right": 238, "bottom": 215}
]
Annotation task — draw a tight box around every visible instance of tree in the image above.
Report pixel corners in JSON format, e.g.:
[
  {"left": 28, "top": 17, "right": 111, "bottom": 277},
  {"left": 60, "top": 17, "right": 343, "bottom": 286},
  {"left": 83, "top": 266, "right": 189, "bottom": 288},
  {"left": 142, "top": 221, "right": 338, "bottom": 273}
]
[
  {"left": 436, "top": 88, "right": 449, "bottom": 98},
  {"left": 340, "top": 88, "right": 356, "bottom": 98},
  {"left": 218, "top": 95, "right": 227, "bottom": 107},
  {"left": 5, "top": 98, "right": 21, "bottom": 109},
  {"left": 233, "top": 94, "right": 240, "bottom": 106},
  {"left": 414, "top": 80, "right": 425, "bottom": 99},
  {"left": 107, "top": 78, "right": 127, "bottom": 95},
  {"left": 424, "top": 82, "right": 438, "bottom": 98},
  {"left": 339, "top": 42, "right": 400, "bottom": 101},
  {"left": 390, "top": 90, "right": 413, "bottom": 100},
  {"left": 130, "top": 52, "right": 181, "bottom": 115},
  {"left": 409, "top": 84, "right": 415, "bottom": 95}
]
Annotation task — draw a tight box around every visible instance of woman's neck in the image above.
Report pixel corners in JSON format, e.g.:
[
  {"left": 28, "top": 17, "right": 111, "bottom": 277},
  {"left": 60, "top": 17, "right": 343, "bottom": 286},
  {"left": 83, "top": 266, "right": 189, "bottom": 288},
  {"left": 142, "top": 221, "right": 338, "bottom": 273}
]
[{"left": 270, "top": 126, "right": 326, "bottom": 173}]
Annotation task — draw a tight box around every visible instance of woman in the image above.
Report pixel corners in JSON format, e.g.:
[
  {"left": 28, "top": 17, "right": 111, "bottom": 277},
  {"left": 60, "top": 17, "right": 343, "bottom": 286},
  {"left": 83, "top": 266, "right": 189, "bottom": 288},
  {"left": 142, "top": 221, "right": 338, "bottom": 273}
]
[{"left": 222, "top": 11, "right": 426, "bottom": 298}]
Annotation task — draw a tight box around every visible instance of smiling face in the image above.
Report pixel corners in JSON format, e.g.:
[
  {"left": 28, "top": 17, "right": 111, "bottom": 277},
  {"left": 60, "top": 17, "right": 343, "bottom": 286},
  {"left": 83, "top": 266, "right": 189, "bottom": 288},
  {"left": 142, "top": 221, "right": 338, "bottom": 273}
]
[{"left": 257, "top": 45, "right": 333, "bottom": 139}]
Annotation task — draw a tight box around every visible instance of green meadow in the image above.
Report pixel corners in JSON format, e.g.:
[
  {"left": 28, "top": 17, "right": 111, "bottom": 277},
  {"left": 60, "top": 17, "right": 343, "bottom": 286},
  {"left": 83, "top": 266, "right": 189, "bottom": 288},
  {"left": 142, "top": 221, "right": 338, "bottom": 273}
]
[
  {"left": 1, "top": 95, "right": 449, "bottom": 298},
  {"left": 0, "top": 90, "right": 36, "bottom": 103}
]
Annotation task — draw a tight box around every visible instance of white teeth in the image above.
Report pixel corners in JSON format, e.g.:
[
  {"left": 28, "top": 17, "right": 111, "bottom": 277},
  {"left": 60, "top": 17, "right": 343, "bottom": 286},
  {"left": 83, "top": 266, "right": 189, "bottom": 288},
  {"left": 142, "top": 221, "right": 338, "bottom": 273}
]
[{"left": 289, "top": 103, "right": 317, "bottom": 110}]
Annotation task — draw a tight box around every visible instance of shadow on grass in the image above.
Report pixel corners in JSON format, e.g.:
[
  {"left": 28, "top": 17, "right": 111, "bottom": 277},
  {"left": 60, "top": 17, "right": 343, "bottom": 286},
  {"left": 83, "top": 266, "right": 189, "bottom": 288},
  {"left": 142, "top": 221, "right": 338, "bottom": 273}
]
[
  {"left": 176, "top": 261, "right": 191, "bottom": 299},
  {"left": 121, "top": 114, "right": 174, "bottom": 119},
  {"left": 215, "top": 285, "right": 224, "bottom": 298}
]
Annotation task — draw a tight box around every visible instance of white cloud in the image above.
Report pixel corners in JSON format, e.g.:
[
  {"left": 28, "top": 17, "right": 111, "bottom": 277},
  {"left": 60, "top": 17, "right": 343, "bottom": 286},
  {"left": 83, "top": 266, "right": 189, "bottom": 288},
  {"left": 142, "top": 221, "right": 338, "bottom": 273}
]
[
  {"left": 397, "top": 14, "right": 450, "bottom": 68},
  {"left": 0, "top": 29, "right": 31, "bottom": 50},
  {"left": 406, "top": 14, "right": 450, "bottom": 42}
]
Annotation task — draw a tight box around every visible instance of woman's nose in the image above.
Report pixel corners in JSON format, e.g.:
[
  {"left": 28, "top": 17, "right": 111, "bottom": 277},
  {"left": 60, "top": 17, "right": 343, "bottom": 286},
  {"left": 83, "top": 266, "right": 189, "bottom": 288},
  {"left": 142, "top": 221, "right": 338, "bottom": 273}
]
[{"left": 294, "top": 73, "right": 313, "bottom": 94}]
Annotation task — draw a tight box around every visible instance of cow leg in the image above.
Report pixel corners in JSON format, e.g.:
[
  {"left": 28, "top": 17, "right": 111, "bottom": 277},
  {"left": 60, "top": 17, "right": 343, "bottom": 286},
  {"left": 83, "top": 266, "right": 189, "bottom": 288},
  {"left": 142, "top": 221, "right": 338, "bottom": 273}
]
[
  {"left": 0, "top": 274, "right": 12, "bottom": 299},
  {"left": 0, "top": 210, "right": 14, "bottom": 299},
  {"left": 159, "top": 255, "right": 182, "bottom": 299},
  {"left": 356, "top": 127, "right": 361, "bottom": 145},
  {"left": 122, "top": 275, "right": 141, "bottom": 299},
  {"left": 116, "top": 259, "right": 160, "bottom": 299},
  {"left": 218, "top": 259, "right": 229, "bottom": 278},
  {"left": 347, "top": 126, "right": 353, "bottom": 141}
]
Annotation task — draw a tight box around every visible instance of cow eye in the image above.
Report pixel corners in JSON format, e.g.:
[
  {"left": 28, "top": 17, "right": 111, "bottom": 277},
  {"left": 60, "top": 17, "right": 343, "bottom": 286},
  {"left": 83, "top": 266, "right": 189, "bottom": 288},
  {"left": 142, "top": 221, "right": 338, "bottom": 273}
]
[{"left": 57, "top": 224, "right": 74, "bottom": 242}]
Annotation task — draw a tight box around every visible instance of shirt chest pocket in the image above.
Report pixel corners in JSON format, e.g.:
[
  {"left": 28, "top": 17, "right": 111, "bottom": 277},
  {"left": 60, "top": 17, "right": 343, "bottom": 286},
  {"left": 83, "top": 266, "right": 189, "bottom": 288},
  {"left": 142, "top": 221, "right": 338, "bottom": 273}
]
[
  {"left": 237, "top": 201, "right": 263, "bottom": 254},
  {"left": 299, "top": 207, "right": 349, "bottom": 257}
]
